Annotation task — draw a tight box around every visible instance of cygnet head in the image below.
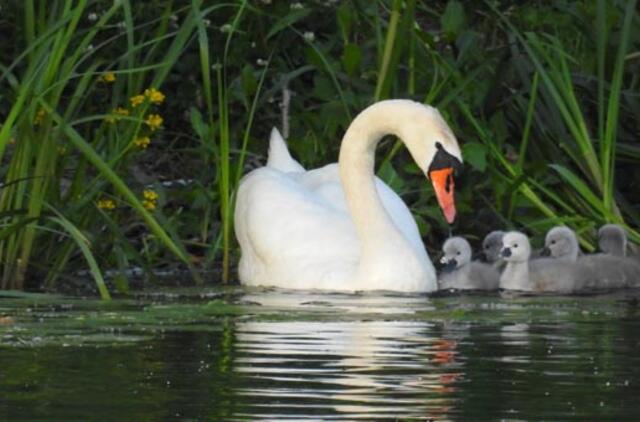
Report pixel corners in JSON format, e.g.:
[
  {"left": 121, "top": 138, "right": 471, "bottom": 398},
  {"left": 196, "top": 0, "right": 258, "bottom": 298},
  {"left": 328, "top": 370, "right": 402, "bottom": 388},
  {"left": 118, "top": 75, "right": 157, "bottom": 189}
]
[
  {"left": 500, "top": 231, "right": 532, "bottom": 263},
  {"left": 542, "top": 226, "right": 579, "bottom": 261},
  {"left": 598, "top": 224, "right": 627, "bottom": 257},
  {"left": 482, "top": 230, "right": 505, "bottom": 263},
  {"left": 440, "top": 237, "right": 472, "bottom": 271}
]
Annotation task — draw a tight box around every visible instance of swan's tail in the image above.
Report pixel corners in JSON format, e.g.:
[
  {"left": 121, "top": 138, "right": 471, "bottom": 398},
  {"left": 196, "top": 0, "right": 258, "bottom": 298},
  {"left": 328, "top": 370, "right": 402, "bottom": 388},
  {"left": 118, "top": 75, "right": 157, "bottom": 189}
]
[{"left": 266, "top": 127, "right": 305, "bottom": 173}]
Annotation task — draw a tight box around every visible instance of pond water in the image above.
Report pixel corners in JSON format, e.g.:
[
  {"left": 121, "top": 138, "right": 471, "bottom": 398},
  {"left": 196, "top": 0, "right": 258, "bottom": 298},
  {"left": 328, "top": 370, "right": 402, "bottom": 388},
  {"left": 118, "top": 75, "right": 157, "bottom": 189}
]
[{"left": 1, "top": 287, "right": 639, "bottom": 420}]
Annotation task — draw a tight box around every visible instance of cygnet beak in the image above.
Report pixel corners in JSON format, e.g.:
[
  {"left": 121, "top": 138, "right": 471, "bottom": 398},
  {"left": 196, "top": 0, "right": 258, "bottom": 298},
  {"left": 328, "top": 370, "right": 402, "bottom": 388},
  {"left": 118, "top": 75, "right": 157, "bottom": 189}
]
[
  {"left": 500, "top": 247, "right": 512, "bottom": 258},
  {"left": 440, "top": 258, "right": 458, "bottom": 273},
  {"left": 540, "top": 246, "right": 551, "bottom": 257}
]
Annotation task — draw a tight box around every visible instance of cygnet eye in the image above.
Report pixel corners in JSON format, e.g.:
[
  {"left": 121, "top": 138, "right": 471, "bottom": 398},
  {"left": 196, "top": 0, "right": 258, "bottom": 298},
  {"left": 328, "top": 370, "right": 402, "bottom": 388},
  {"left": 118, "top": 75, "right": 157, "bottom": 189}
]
[
  {"left": 551, "top": 240, "right": 556, "bottom": 245},
  {"left": 456, "top": 251, "right": 461, "bottom": 255},
  {"left": 513, "top": 243, "right": 518, "bottom": 248}
]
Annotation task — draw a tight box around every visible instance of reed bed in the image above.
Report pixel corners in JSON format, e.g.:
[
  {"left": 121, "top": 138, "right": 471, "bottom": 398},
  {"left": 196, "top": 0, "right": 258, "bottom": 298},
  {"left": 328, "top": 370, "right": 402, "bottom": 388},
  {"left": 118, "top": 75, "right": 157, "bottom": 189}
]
[{"left": 0, "top": 0, "right": 638, "bottom": 297}]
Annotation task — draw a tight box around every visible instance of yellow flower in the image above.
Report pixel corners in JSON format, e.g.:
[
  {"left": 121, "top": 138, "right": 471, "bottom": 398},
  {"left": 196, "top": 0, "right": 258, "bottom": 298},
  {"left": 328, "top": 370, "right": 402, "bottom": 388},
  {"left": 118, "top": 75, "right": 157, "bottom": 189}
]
[
  {"left": 145, "top": 113, "right": 163, "bottom": 131},
  {"left": 143, "top": 189, "right": 159, "bottom": 201},
  {"left": 134, "top": 136, "right": 151, "bottom": 149},
  {"left": 142, "top": 200, "right": 156, "bottom": 210},
  {"left": 144, "top": 88, "right": 165, "bottom": 104},
  {"left": 130, "top": 94, "right": 145, "bottom": 107},
  {"left": 105, "top": 107, "right": 129, "bottom": 123},
  {"left": 101, "top": 72, "right": 116, "bottom": 83},
  {"left": 34, "top": 108, "right": 46, "bottom": 125},
  {"left": 97, "top": 198, "right": 116, "bottom": 210}
]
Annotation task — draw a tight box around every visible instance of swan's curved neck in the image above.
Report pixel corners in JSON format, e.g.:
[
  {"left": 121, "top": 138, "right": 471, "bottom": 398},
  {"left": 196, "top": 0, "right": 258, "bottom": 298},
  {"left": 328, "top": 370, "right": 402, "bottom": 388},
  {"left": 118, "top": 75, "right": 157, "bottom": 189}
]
[{"left": 338, "top": 102, "right": 421, "bottom": 278}]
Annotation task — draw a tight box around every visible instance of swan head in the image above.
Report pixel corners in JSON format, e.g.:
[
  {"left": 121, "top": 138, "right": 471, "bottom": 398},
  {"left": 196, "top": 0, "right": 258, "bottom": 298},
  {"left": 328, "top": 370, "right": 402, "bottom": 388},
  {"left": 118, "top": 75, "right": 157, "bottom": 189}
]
[
  {"left": 440, "top": 236, "right": 472, "bottom": 271},
  {"left": 598, "top": 224, "right": 627, "bottom": 257},
  {"left": 392, "top": 102, "right": 462, "bottom": 224},
  {"left": 542, "top": 226, "right": 579, "bottom": 261},
  {"left": 500, "top": 231, "right": 531, "bottom": 263},
  {"left": 481, "top": 230, "right": 505, "bottom": 263}
]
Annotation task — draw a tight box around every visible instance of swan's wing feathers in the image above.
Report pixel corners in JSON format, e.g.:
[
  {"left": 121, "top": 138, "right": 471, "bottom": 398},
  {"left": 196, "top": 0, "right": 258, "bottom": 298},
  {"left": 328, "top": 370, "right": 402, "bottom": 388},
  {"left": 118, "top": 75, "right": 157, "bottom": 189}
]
[
  {"left": 235, "top": 167, "right": 359, "bottom": 287},
  {"left": 266, "top": 127, "right": 305, "bottom": 173}
]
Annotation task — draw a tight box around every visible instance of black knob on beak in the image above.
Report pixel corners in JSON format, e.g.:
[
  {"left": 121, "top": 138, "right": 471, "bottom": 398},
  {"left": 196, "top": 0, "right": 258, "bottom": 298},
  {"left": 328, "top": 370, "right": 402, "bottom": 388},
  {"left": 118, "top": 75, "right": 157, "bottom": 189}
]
[{"left": 501, "top": 247, "right": 511, "bottom": 258}]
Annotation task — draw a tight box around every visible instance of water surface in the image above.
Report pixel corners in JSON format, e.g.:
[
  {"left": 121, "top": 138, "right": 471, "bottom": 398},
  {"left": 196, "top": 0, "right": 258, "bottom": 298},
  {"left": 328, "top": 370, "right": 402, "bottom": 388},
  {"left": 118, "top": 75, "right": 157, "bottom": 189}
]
[{"left": 1, "top": 288, "right": 639, "bottom": 420}]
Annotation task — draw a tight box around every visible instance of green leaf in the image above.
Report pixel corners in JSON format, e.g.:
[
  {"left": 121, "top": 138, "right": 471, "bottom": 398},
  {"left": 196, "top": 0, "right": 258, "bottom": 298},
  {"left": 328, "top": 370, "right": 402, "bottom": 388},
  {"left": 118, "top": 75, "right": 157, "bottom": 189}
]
[
  {"left": 462, "top": 142, "right": 487, "bottom": 172},
  {"left": 337, "top": 3, "right": 353, "bottom": 42},
  {"left": 241, "top": 64, "right": 257, "bottom": 98},
  {"left": 266, "top": 9, "right": 311, "bottom": 40},
  {"left": 48, "top": 215, "right": 111, "bottom": 301},
  {"left": 549, "top": 164, "right": 606, "bottom": 215},
  {"left": 341, "top": 43, "right": 362, "bottom": 76},
  {"left": 441, "top": 0, "right": 465, "bottom": 40},
  {"left": 377, "top": 161, "right": 405, "bottom": 192}
]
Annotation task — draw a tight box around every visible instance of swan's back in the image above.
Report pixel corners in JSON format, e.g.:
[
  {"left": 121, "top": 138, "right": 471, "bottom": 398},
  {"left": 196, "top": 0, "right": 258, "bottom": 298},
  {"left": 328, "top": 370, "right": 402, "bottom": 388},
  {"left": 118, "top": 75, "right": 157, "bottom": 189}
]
[
  {"left": 235, "top": 165, "right": 360, "bottom": 289},
  {"left": 574, "top": 254, "right": 640, "bottom": 290},
  {"left": 528, "top": 258, "right": 579, "bottom": 293},
  {"left": 469, "top": 262, "right": 501, "bottom": 290}
]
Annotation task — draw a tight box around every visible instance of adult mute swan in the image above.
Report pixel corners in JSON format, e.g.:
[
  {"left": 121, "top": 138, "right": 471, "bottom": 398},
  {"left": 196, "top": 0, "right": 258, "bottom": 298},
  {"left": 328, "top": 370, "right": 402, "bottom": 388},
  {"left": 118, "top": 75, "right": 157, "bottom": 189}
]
[{"left": 234, "top": 100, "right": 462, "bottom": 292}]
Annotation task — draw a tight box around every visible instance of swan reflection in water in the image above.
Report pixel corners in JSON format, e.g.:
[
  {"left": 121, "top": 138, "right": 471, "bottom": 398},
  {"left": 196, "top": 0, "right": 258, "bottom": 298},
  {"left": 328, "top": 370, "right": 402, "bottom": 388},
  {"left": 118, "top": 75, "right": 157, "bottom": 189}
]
[{"left": 231, "top": 291, "right": 465, "bottom": 420}]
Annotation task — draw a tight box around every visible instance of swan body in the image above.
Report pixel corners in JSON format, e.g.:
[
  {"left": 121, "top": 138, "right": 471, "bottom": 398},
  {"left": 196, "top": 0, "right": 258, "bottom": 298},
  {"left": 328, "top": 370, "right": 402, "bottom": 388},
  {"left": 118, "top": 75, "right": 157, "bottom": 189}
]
[
  {"left": 235, "top": 100, "right": 462, "bottom": 292},
  {"left": 438, "top": 237, "right": 500, "bottom": 290},
  {"left": 501, "top": 231, "right": 640, "bottom": 293},
  {"left": 500, "top": 231, "right": 583, "bottom": 293}
]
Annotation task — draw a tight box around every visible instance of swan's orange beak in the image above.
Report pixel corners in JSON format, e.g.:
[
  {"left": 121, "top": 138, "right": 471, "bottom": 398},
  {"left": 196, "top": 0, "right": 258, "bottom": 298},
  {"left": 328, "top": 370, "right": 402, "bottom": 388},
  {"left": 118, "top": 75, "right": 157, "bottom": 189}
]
[{"left": 429, "top": 167, "right": 456, "bottom": 224}]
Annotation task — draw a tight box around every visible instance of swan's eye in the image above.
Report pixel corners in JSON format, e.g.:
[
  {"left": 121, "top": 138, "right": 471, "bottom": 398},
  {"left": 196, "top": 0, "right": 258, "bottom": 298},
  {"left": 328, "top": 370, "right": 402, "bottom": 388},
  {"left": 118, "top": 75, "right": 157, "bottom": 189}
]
[{"left": 513, "top": 243, "right": 518, "bottom": 248}]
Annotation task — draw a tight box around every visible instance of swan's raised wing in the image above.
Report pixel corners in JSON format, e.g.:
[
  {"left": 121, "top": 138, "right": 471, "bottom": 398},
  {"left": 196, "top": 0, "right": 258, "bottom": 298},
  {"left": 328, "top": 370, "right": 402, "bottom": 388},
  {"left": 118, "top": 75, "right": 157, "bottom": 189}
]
[{"left": 235, "top": 166, "right": 360, "bottom": 289}]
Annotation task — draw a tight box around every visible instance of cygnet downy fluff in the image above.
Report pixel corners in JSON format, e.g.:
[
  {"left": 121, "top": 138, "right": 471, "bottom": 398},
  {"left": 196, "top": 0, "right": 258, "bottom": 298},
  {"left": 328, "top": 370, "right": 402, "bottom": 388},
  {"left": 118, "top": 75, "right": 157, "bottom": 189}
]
[
  {"left": 500, "top": 231, "right": 580, "bottom": 293},
  {"left": 541, "top": 226, "right": 580, "bottom": 261},
  {"left": 438, "top": 237, "right": 500, "bottom": 290},
  {"left": 598, "top": 224, "right": 627, "bottom": 257},
  {"left": 501, "top": 230, "right": 640, "bottom": 293},
  {"left": 481, "top": 231, "right": 505, "bottom": 267}
]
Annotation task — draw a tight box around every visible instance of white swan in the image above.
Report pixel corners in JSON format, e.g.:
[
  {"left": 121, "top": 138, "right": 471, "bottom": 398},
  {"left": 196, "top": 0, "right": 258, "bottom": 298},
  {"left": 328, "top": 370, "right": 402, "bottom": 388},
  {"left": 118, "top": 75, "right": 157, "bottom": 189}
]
[{"left": 234, "top": 100, "right": 462, "bottom": 292}]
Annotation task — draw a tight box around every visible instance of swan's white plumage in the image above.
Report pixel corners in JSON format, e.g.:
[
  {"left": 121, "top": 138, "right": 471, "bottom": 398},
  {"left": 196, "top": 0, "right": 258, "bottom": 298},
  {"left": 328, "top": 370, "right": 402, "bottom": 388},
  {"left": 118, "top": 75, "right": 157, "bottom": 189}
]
[
  {"left": 266, "top": 128, "right": 305, "bottom": 173},
  {"left": 234, "top": 100, "right": 461, "bottom": 292},
  {"left": 236, "top": 163, "right": 429, "bottom": 291}
]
